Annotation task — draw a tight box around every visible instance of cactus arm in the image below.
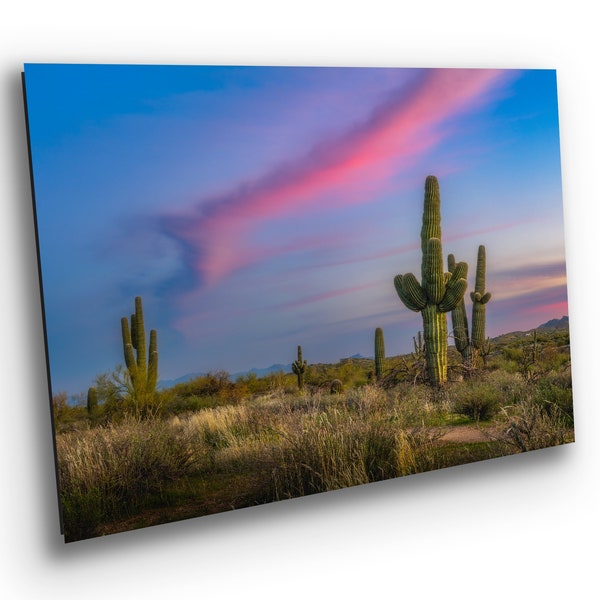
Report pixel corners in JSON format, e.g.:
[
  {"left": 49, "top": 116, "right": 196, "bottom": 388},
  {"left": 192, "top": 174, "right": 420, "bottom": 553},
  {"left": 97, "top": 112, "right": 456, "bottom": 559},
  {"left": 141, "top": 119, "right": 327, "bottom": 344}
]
[
  {"left": 447, "top": 256, "right": 470, "bottom": 354},
  {"left": 394, "top": 274, "right": 427, "bottom": 312},
  {"left": 121, "top": 317, "right": 138, "bottom": 378},
  {"left": 474, "top": 245, "right": 487, "bottom": 295},
  {"left": 134, "top": 296, "right": 147, "bottom": 382},
  {"left": 439, "top": 277, "right": 468, "bottom": 313},
  {"left": 130, "top": 313, "right": 137, "bottom": 348},
  {"left": 439, "top": 260, "right": 468, "bottom": 312}
]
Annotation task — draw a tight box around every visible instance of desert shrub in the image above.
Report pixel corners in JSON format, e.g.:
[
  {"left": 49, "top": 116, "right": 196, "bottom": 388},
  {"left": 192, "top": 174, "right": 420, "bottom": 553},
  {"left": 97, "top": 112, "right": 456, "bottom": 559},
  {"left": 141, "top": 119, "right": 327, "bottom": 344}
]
[
  {"left": 533, "top": 380, "right": 574, "bottom": 424},
  {"left": 57, "top": 417, "right": 200, "bottom": 541},
  {"left": 330, "top": 379, "right": 343, "bottom": 394},
  {"left": 482, "top": 370, "right": 531, "bottom": 404},
  {"left": 52, "top": 392, "right": 90, "bottom": 432},
  {"left": 493, "top": 398, "right": 574, "bottom": 453},
  {"left": 345, "top": 384, "right": 388, "bottom": 415},
  {"left": 450, "top": 380, "right": 503, "bottom": 422},
  {"left": 270, "top": 409, "right": 396, "bottom": 497}
]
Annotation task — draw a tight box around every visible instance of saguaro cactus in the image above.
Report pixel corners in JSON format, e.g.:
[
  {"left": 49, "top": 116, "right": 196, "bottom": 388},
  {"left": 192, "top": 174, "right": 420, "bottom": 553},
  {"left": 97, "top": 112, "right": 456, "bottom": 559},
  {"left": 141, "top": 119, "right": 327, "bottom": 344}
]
[
  {"left": 448, "top": 245, "right": 491, "bottom": 368},
  {"left": 374, "top": 327, "right": 385, "bottom": 381},
  {"left": 86, "top": 386, "right": 98, "bottom": 416},
  {"left": 291, "top": 345, "right": 307, "bottom": 390},
  {"left": 121, "top": 296, "right": 158, "bottom": 407},
  {"left": 448, "top": 253, "right": 471, "bottom": 364},
  {"left": 470, "top": 245, "right": 491, "bottom": 351},
  {"left": 394, "top": 176, "right": 468, "bottom": 386}
]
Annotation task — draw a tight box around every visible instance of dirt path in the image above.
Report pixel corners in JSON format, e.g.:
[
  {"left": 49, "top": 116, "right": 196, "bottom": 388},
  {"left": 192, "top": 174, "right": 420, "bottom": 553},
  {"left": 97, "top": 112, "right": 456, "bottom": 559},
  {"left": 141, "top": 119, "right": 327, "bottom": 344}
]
[{"left": 437, "top": 425, "right": 491, "bottom": 443}]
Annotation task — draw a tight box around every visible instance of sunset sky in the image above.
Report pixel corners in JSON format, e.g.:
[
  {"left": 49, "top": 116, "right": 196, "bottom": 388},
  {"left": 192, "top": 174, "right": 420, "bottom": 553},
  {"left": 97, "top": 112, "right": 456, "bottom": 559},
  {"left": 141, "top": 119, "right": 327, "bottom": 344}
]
[{"left": 24, "top": 64, "right": 567, "bottom": 395}]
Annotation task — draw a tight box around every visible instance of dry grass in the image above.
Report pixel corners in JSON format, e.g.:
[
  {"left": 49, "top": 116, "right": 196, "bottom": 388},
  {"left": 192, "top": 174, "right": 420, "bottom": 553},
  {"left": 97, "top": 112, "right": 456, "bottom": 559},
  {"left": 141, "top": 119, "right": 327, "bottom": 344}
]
[{"left": 56, "top": 378, "right": 573, "bottom": 541}]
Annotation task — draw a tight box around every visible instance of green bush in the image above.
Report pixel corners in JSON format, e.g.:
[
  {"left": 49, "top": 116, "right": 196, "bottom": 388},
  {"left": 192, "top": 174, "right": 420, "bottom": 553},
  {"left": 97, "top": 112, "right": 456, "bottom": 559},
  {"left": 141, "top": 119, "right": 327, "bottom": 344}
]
[
  {"left": 450, "top": 380, "right": 503, "bottom": 421},
  {"left": 533, "top": 380, "right": 574, "bottom": 424}
]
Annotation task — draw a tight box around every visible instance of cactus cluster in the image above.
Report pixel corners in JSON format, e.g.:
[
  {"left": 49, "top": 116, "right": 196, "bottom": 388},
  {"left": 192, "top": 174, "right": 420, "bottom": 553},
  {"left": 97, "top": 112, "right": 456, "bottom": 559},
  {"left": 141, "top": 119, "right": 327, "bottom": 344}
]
[
  {"left": 291, "top": 345, "right": 307, "bottom": 390},
  {"left": 121, "top": 296, "right": 158, "bottom": 407},
  {"left": 374, "top": 327, "right": 385, "bottom": 381},
  {"left": 394, "top": 176, "right": 468, "bottom": 386},
  {"left": 448, "top": 245, "right": 491, "bottom": 368}
]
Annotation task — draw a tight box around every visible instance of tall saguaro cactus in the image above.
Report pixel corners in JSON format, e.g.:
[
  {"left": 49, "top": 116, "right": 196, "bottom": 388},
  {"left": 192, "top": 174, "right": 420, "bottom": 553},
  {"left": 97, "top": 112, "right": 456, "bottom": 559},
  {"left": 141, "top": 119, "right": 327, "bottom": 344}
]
[
  {"left": 374, "top": 327, "right": 385, "bottom": 381},
  {"left": 448, "top": 245, "right": 491, "bottom": 368},
  {"left": 121, "top": 296, "right": 158, "bottom": 408},
  {"left": 291, "top": 345, "right": 307, "bottom": 390},
  {"left": 394, "top": 176, "right": 468, "bottom": 386}
]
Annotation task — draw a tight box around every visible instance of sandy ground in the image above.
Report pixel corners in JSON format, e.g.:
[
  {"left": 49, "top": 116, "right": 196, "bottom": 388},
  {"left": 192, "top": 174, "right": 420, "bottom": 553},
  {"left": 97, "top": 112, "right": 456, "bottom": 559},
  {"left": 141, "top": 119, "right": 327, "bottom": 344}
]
[{"left": 437, "top": 425, "right": 491, "bottom": 443}]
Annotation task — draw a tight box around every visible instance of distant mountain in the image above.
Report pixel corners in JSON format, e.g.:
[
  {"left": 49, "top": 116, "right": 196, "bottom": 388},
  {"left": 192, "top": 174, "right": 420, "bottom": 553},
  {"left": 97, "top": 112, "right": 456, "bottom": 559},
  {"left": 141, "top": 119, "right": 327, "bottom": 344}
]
[
  {"left": 339, "top": 353, "right": 368, "bottom": 362},
  {"left": 157, "top": 372, "right": 205, "bottom": 390},
  {"left": 491, "top": 316, "right": 569, "bottom": 345},
  {"left": 157, "top": 363, "right": 292, "bottom": 389},
  {"left": 537, "top": 315, "right": 569, "bottom": 331},
  {"left": 231, "top": 363, "right": 291, "bottom": 380},
  {"left": 158, "top": 318, "right": 569, "bottom": 390}
]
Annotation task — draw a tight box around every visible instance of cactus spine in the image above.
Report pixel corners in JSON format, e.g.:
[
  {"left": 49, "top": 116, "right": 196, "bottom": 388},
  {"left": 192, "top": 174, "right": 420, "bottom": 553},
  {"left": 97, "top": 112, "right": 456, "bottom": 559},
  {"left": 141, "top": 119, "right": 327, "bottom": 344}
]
[
  {"left": 374, "top": 327, "right": 385, "bottom": 381},
  {"left": 121, "top": 296, "right": 158, "bottom": 409},
  {"left": 291, "top": 345, "right": 307, "bottom": 390},
  {"left": 448, "top": 245, "right": 491, "bottom": 368},
  {"left": 394, "top": 176, "right": 468, "bottom": 386}
]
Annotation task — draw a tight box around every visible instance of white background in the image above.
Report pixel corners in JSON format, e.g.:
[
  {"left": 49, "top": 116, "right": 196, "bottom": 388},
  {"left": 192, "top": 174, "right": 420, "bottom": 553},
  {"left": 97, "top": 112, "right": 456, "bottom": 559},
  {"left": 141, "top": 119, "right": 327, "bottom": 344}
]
[{"left": 1, "top": 2, "right": 598, "bottom": 598}]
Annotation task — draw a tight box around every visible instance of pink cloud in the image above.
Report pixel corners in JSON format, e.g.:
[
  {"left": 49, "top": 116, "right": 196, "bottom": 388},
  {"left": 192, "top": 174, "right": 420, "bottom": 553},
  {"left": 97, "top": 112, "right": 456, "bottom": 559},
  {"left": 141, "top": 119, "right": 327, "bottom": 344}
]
[
  {"left": 161, "top": 68, "right": 513, "bottom": 289},
  {"left": 305, "top": 217, "right": 536, "bottom": 272}
]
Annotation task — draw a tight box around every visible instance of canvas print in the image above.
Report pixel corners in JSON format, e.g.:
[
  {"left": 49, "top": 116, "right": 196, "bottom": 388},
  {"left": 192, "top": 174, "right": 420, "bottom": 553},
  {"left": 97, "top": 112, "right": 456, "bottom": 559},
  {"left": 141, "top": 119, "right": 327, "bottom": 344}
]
[{"left": 23, "top": 64, "right": 573, "bottom": 542}]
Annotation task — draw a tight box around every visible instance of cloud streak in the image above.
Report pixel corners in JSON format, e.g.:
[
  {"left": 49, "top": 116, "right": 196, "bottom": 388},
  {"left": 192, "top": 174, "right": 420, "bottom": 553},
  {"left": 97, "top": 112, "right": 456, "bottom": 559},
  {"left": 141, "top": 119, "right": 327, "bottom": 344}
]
[{"left": 160, "top": 68, "right": 512, "bottom": 291}]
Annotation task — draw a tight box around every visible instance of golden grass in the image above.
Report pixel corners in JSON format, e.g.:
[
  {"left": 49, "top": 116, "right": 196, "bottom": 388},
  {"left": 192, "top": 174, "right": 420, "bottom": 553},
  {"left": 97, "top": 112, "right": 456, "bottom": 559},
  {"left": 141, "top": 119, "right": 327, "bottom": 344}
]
[{"left": 56, "top": 379, "right": 573, "bottom": 541}]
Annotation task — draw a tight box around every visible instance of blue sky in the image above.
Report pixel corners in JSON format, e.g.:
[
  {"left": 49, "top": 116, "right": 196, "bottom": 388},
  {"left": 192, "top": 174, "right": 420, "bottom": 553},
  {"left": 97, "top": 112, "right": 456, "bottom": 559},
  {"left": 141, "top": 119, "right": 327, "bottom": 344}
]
[{"left": 24, "top": 64, "right": 567, "bottom": 395}]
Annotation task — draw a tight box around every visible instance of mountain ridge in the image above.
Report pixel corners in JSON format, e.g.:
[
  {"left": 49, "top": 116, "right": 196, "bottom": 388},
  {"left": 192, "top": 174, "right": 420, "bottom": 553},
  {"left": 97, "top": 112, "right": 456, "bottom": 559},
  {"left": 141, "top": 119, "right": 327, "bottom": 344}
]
[{"left": 157, "top": 316, "right": 569, "bottom": 389}]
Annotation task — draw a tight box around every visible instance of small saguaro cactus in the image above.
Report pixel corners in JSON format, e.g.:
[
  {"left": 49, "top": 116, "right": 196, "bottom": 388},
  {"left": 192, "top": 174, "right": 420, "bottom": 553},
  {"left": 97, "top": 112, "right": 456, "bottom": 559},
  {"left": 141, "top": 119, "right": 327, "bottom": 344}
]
[
  {"left": 448, "top": 245, "right": 492, "bottom": 369},
  {"left": 121, "top": 296, "right": 158, "bottom": 410},
  {"left": 374, "top": 327, "right": 385, "bottom": 381},
  {"left": 470, "top": 245, "right": 492, "bottom": 351},
  {"left": 86, "top": 386, "right": 98, "bottom": 416},
  {"left": 291, "top": 345, "right": 307, "bottom": 390},
  {"left": 394, "top": 176, "right": 468, "bottom": 386}
]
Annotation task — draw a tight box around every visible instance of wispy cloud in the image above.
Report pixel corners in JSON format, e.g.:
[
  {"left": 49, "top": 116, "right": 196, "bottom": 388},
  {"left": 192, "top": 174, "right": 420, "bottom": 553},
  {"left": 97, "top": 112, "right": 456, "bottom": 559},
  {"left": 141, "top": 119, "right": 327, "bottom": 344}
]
[
  {"left": 160, "top": 69, "right": 513, "bottom": 292},
  {"left": 275, "top": 281, "right": 381, "bottom": 311},
  {"left": 490, "top": 260, "right": 567, "bottom": 302}
]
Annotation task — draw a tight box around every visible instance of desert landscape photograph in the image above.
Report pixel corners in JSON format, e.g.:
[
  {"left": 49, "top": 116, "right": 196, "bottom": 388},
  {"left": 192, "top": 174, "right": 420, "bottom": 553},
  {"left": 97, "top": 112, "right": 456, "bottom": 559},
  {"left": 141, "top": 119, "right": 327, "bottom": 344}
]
[{"left": 23, "top": 64, "right": 572, "bottom": 542}]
